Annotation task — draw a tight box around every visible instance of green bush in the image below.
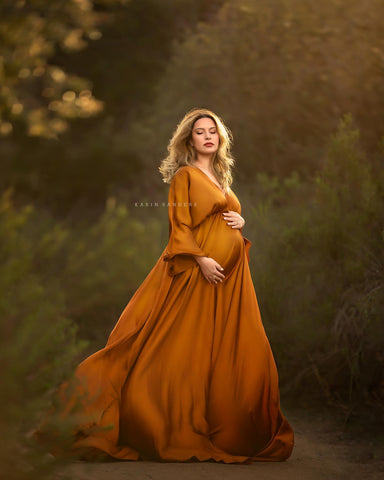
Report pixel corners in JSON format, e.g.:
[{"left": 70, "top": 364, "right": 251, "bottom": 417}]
[
  {"left": 0, "top": 192, "right": 87, "bottom": 479},
  {"left": 243, "top": 115, "right": 384, "bottom": 414},
  {"left": 62, "top": 198, "right": 166, "bottom": 347},
  {"left": 0, "top": 192, "right": 166, "bottom": 477}
]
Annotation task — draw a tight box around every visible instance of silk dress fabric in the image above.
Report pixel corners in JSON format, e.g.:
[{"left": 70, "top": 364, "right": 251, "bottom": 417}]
[{"left": 49, "top": 165, "right": 294, "bottom": 463}]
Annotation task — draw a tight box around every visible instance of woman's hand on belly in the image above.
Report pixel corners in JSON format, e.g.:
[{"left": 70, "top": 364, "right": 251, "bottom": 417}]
[
  {"left": 222, "top": 211, "right": 245, "bottom": 229},
  {"left": 193, "top": 256, "right": 226, "bottom": 285}
]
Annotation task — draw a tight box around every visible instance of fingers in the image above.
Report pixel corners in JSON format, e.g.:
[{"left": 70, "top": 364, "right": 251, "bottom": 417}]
[
  {"left": 223, "top": 212, "right": 240, "bottom": 225},
  {"left": 212, "top": 273, "right": 225, "bottom": 283},
  {"left": 214, "top": 266, "right": 225, "bottom": 280},
  {"left": 207, "top": 275, "right": 222, "bottom": 285},
  {"left": 205, "top": 275, "right": 220, "bottom": 285},
  {"left": 204, "top": 271, "right": 225, "bottom": 284},
  {"left": 222, "top": 211, "right": 243, "bottom": 228},
  {"left": 206, "top": 264, "right": 225, "bottom": 284},
  {"left": 201, "top": 259, "right": 226, "bottom": 285}
]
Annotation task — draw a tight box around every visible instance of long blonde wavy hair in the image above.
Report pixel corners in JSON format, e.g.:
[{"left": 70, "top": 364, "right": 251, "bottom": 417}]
[{"left": 158, "top": 108, "right": 235, "bottom": 192}]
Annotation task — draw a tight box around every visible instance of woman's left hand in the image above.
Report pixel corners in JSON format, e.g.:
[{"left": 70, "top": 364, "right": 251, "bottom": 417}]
[{"left": 222, "top": 211, "right": 245, "bottom": 229}]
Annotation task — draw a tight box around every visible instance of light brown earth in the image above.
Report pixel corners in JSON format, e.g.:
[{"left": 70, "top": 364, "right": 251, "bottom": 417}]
[{"left": 50, "top": 408, "right": 384, "bottom": 480}]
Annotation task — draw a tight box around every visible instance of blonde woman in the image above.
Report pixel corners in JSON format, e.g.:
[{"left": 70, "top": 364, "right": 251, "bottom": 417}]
[{"left": 35, "top": 108, "right": 294, "bottom": 463}]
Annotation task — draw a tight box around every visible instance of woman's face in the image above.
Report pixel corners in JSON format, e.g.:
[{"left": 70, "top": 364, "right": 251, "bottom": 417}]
[{"left": 190, "top": 117, "right": 219, "bottom": 157}]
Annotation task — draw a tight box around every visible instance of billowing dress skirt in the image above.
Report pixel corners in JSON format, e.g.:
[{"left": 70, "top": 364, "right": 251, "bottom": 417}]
[{"left": 38, "top": 165, "right": 294, "bottom": 463}]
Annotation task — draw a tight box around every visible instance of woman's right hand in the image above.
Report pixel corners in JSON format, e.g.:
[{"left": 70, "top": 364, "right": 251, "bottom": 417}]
[{"left": 193, "top": 256, "right": 225, "bottom": 284}]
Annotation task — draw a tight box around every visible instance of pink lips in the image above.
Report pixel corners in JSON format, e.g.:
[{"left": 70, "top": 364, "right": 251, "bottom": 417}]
[{"left": 204, "top": 143, "right": 214, "bottom": 146}]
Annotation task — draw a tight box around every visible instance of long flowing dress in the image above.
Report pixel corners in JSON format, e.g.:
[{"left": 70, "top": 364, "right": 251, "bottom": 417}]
[{"left": 40, "top": 165, "right": 294, "bottom": 463}]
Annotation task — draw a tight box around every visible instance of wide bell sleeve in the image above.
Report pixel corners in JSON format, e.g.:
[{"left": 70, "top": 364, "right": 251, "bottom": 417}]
[{"left": 163, "top": 170, "right": 207, "bottom": 276}]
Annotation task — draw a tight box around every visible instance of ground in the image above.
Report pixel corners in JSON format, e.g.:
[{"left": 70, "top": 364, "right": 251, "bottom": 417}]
[{"left": 51, "top": 407, "right": 384, "bottom": 480}]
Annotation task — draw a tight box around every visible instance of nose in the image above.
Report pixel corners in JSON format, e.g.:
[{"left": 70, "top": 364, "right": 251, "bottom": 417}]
[{"left": 205, "top": 131, "right": 211, "bottom": 139}]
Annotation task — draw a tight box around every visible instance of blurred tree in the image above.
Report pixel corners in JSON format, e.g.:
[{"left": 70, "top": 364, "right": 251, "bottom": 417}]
[
  {"left": 0, "top": 0, "right": 129, "bottom": 139},
  {"left": 0, "top": 0, "right": 225, "bottom": 214},
  {"left": 0, "top": 190, "right": 88, "bottom": 479},
  {"left": 127, "top": 0, "right": 384, "bottom": 179},
  {"left": 242, "top": 115, "right": 384, "bottom": 413}
]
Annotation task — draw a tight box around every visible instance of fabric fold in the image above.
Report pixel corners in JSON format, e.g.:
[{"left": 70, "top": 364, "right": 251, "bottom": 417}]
[
  {"left": 34, "top": 165, "right": 294, "bottom": 463},
  {"left": 163, "top": 168, "right": 208, "bottom": 276}
]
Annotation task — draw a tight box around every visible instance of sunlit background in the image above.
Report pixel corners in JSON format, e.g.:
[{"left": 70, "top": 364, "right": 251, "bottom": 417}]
[{"left": 1, "top": 0, "right": 383, "bottom": 478}]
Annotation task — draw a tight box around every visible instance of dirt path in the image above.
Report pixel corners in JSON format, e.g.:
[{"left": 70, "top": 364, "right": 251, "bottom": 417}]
[{"left": 51, "top": 409, "right": 384, "bottom": 480}]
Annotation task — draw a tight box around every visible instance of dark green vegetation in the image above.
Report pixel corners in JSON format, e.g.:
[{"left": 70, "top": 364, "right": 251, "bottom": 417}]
[{"left": 1, "top": 0, "right": 383, "bottom": 478}]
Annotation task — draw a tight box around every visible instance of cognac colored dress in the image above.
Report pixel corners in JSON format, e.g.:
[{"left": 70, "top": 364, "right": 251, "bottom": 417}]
[{"left": 43, "top": 165, "right": 294, "bottom": 463}]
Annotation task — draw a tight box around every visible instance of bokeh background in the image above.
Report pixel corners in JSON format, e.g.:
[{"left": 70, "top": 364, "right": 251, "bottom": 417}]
[{"left": 1, "top": 0, "right": 383, "bottom": 478}]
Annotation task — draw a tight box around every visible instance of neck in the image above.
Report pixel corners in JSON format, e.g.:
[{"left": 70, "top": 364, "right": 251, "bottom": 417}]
[{"left": 192, "top": 155, "right": 215, "bottom": 172}]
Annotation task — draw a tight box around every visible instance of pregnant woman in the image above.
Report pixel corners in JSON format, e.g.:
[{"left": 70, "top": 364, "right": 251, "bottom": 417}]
[{"left": 35, "top": 108, "right": 294, "bottom": 463}]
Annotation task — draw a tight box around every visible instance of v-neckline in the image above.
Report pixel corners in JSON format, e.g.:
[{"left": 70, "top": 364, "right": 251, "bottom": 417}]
[{"left": 190, "top": 165, "right": 228, "bottom": 197}]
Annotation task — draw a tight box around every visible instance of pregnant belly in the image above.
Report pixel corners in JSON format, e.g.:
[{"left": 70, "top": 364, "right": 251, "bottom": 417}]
[{"left": 195, "top": 213, "right": 244, "bottom": 276}]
